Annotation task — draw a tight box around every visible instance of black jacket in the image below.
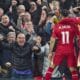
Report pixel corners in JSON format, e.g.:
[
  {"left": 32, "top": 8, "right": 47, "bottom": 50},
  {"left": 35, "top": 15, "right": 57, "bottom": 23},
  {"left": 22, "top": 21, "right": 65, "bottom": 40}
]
[
  {"left": 0, "top": 23, "right": 11, "bottom": 37},
  {"left": 1, "top": 42, "right": 33, "bottom": 71}
]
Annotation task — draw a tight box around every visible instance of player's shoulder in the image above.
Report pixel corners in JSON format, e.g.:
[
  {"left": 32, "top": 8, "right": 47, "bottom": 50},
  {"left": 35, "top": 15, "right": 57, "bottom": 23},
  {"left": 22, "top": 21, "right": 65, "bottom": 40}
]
[
  {"left": 59, "top": 17, "right": 76, "bottom": 24},
  {"left": 65, "top": 17, "right": 80, "bottom": 25},
  {"left": 53, "top": 17, "right": 79, "bottom": 30}
]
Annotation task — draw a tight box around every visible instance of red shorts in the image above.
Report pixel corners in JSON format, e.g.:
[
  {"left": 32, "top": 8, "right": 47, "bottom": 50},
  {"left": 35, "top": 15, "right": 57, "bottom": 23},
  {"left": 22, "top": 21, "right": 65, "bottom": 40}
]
[{"left": 53, "top": 51, "right": 77, "bottom": 67}]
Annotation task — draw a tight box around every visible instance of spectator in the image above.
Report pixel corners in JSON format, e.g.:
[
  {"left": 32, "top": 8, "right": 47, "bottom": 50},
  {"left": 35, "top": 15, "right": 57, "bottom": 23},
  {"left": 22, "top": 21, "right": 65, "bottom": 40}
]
[
  {"left": 72, "top": 7, "right": 80, "bottom": 17},
  {"left": 37, "top": 9, "right": 50, "bottom": 45},
  {"left": 7, "top": 0, "right": 18, "bottom": 24},
  {"left": 33, "top": 36, "right": 43, "bottom": 79},
  {"left": 23, "top": 21, "right": 37, "bottom": 45},
  {"left": 49, "top": 0, "right": 60, "bottom": 12},
  {"left": 23, "top": 12, "right": 31, "bottom": 22},
  {"left": 0, "top": 33, "right": 34, "bottom": 80},
  {"left": 17, "top": 0, "right": 30, "bottom": 11},
  {"left": 29, "top": 1, "right": 42, "bottom": 26},
  {"left": 7, "top": 3, "right": 26, "bottom": 24},
  {"left": 0, "top": 0, "right": 11, "bottom": 13},
  {"left": 17, "top": 5, "right": 26, "bottom": 15},
  {"left": 0, "top": 8, "right": 4, "bottom": 21},
  {"left": 59, "top": 0, "right": 73, "bottom": 10},
  {"left": 17, "top": 20, "right": 36, "bottom": 44},
  {"left": 43, "top": 12, "right": 54, "bottom": 41},
  {"left": 7, "top": 31, "right": 16, "bottom": 44},
  {"left": 17, "top": 12, "right": 31, "bottom": 30},
  {"left": 0, "top": 15, "right": 15, "bottom": 37},
  {"left": 1, "top": 31, "right": 16, "bottom": 78},
  {"left": 36, "top": 0, "right": 42, "bottom": 5}
]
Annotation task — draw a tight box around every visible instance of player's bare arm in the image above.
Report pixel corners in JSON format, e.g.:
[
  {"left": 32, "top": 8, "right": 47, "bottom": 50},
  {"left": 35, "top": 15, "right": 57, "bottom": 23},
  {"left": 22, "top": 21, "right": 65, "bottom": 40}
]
[
  {"left": 48, "top": 37, "right": 56, "bottom": 61},
  {"left": 76, "top": 18, "right": 80, "bottom": 78}
]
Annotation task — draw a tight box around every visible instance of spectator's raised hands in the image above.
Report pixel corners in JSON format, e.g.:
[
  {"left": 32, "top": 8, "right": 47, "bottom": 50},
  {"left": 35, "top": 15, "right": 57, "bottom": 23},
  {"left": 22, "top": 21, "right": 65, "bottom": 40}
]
[
  {"left": 32, "top": 46, "right": 39, "bottom": 50},
  {"left": 9, "top": 26, "right": 15, "bottom": 32},
  {"left": 5, "top": 62, "right": 12, "bottom": 68},
  {"left": 19, "top": 12, "right": 25, "bottom": 19}
]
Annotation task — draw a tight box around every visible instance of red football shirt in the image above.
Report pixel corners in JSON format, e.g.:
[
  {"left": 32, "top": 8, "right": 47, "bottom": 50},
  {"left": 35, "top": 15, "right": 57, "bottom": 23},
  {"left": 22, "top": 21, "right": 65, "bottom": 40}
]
[{"left": 52, "top": 18, "right": 79, "bottom": 53}]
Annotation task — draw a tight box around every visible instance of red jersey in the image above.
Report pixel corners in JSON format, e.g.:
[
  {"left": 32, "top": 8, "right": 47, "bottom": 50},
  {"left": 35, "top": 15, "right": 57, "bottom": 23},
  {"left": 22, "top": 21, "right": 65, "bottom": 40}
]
[{"left": 52, "top": 18, "right": 79, "bottom": 53}]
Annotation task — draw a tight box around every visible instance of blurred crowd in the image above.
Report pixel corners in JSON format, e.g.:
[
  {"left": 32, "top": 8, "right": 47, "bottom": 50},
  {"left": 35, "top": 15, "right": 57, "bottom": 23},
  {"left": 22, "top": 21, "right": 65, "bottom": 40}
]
[{"left": 0, "top": 0, "right": 80, "bottom": 80}]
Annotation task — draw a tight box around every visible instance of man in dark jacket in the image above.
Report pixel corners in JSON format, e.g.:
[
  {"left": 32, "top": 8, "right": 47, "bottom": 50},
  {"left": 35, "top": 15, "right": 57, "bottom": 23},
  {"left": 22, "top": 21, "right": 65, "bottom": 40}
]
[
  {"left": 0, "top": 33, "right": 34, "bottom": 80},
  {"left": 1, "top": 31, "right": 16, "bottom": 78}
]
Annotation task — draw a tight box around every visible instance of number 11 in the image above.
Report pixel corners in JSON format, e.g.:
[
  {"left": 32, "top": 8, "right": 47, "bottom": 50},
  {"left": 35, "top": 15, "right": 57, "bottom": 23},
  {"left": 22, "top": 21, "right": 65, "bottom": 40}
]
[{"left": 61, "top": 31, "right": 69, "bottom": 44}]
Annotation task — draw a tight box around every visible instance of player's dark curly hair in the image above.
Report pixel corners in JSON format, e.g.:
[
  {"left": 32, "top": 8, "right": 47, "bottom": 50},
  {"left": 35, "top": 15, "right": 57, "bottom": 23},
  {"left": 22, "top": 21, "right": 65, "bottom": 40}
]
[{"left": 60, "top": 9, "right": 70, "bottom": 17}]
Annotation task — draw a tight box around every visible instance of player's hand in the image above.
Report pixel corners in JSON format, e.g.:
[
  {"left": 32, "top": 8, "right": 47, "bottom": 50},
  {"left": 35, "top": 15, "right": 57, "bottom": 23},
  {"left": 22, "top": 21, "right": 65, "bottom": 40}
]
[
  {"left": 48, "top": 53, "right": 53, "bottom": 61},
  {"left": 77, "top": 53, "right": 80, "bottom": 67}
]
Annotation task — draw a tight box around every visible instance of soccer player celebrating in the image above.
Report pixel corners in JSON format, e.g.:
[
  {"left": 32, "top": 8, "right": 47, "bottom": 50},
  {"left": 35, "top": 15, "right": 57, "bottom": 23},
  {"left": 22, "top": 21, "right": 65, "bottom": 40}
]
[{"left": 45, "top": 17, "right": 80, "bottom": 80}]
